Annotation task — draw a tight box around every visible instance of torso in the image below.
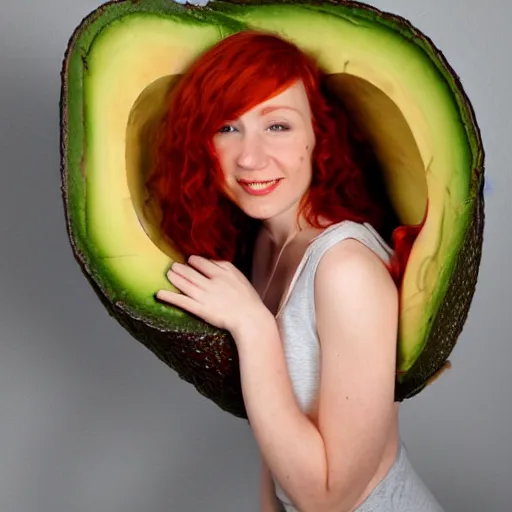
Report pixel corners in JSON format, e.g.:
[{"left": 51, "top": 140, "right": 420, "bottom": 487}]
[{"left": 250, "top": 222, "right": 402, "bottom": 510}]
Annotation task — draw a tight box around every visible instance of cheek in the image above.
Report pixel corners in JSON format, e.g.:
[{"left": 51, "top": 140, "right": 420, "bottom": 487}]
[
  {"left": 212, "top": 136, "right": 232, "bottom": 160},
  {"left": 279, "top": 136, "right": 310, "bottom": 162},
  {"left": 300, "top": 143, "right": 313, "bottom": 164},
  {"left": 212, "top": 145, "right": 232, "bottom": 176}
]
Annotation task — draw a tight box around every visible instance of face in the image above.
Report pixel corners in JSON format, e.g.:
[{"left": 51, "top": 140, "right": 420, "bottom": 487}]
[{"left": 212, "top": 80, "right": 316, "bottom": 224}]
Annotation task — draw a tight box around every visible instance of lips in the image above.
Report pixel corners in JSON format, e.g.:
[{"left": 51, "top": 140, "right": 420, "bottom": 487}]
[
  {"left": 237, "top": 178, "right": 283, "bottom": 196},
  {"left": 237, "top": 178, "right": 282, "bottom": 184}
]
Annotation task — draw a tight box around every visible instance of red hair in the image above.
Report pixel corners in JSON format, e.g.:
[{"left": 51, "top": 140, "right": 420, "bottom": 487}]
[{"left": 146, "top": 30, "right": 424, "bottom": 286}]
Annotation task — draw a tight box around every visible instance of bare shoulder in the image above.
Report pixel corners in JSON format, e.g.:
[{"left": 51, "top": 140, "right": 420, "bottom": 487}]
[
  {"left": 315, "top": 237, "right": 397, "bottom": 309},
  {"left": 314, "top": 235, "right": 399, "bottom": 388}
]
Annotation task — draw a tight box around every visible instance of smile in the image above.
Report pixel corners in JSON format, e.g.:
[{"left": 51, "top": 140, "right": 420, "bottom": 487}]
[{"left": 238, "top": 178, "right": 282, "bottom": 195}]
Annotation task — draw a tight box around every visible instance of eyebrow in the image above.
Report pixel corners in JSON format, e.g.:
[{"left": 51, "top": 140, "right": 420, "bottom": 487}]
[{"left": 259, "top": 106, "right": 301, "bottom": 116}]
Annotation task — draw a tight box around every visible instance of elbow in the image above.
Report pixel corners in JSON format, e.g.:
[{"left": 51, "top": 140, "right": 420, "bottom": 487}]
[
  {"left": 296, "top": 479, "right": 368, "bottom": 512},
  {"left": 301, "top": 497, "right": 352, "bottom": 512},
  {"left": 300, "top": 494, "right": 359, "bottom": 512}
]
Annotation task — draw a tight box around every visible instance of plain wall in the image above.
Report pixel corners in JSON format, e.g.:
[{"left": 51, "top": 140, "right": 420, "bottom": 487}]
[{"left": 0, "top": 0, "right": 510, "bottom": 510}]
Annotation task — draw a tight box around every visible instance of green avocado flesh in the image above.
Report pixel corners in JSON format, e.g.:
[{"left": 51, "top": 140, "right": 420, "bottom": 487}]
[{"left": 61, "top": 0, "right": 484, "bottom": 418}]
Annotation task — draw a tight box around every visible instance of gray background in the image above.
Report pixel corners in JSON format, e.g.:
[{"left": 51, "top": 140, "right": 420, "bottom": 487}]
[{"left": 0, "top": 0, "right": 509, "bottom": 510}]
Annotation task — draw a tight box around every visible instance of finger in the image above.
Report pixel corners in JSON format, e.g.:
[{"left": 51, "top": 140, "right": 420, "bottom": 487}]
[
  {"left": 169, "top": 262, "right": 210, "bottom": 289},
  {"left": 156, "top": 289, "right": 202, "bottom": 317},
  {"left": 426, "top": 361, "right": 452, "bottom": 387},
  {"left": 156, "top": 289, "right": 179, "bottom": 304},
  {"left": 167, "top": 269, "right": 205, "bottom": 299},
  {"left": 187, "top": 255, "right": 226, "bottom": 277},
  {"left": 213, "top": 260, "right": 233, "bottom": 270}
]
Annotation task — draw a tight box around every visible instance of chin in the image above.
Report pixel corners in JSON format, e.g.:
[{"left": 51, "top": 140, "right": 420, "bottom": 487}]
[{"left": 238, "top": 207, "right": 275, "bottom": 221}]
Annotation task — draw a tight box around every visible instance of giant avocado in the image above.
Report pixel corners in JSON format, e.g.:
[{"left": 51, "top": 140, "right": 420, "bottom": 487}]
[{"left": 60, "top": 0, "right": 484, "bottom": 419}]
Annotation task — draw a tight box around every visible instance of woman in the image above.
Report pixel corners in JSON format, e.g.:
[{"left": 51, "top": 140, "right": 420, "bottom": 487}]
[{"left": 148, "top": 30, "right": 443, "bottom": 511}]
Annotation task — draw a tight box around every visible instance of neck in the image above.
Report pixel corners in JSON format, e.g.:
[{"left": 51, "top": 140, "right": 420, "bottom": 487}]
[
  {"left": 261, "top": 212, "right": 332, "bottom": 251},
  {"left": 261, "top": 215, "right": 307, "bottom": 250}
]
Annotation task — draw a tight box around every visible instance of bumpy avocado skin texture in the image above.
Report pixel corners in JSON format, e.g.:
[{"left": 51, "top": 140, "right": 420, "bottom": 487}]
[
  {"left": 61, "top": 0, "right": 484, "bottom": 419},
  {"left": 62, "top": 1, "right": 248, "bottom": 418}
]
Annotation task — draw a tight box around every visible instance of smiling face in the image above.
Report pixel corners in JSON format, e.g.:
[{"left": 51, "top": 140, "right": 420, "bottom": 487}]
[{"left": 212, "top": 80, "right": 316, "bottom": 234}]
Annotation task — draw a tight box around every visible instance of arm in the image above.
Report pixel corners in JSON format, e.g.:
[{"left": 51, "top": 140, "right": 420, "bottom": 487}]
[
  {"left": 260, "top": 453, "right": 279, "bottom": 512},
  {"left": 234, "top": 308, "right": 327, "bottom": 511},
  {"left": 232, "top": 239, "right": 398, "bottom": 512}
]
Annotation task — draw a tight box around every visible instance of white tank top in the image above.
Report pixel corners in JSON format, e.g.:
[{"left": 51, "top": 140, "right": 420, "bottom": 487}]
[{"left": 271, "top": 220, "right": 394, "bottom": 507}]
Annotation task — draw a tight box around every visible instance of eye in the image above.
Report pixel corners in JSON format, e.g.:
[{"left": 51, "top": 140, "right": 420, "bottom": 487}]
[
  {"left": 218, "top": 124, "right": 237, "bottom": 134},
  {"left": 268, "top": 123, "right": 290, "bottom": 132}
]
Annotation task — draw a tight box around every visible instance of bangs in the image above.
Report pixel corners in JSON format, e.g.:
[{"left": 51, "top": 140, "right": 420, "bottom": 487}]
[
  {"left": 191, "top": 31, "right": 313, "bottom": 132},
  {"left": 218, "top": 75, "right": 299, "bottom": 126}
]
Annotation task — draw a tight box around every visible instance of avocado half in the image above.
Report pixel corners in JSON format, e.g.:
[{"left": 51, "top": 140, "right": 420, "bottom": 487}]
[{"left": 60, "top": 0, "right": 485, "bottom": 419}]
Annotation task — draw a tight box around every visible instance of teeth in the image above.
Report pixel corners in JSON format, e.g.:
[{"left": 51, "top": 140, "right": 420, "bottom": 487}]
[{"left": 244, "top": 179, "right": 278, "bottom": 190}]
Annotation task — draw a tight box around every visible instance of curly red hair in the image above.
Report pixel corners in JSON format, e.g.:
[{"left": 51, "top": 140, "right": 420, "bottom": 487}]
[{"left": 146, "top": 30, "right": 423, "bottom": 286}]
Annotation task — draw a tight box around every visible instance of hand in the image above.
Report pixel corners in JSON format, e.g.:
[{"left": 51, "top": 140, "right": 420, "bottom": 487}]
[{"left": 156, "top": 255, "right": 268, "bottom": 337}]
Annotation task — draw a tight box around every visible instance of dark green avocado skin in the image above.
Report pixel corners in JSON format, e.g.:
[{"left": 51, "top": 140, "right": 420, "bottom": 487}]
[
  {"left": 65, "top": 185, "right": 484, "bottom": 419},
  {"left": 396, "top": 187, "right": 484, "bottom": 401},
  {"left": 60, "top": 0, "right": 485, "bottom": 419}
]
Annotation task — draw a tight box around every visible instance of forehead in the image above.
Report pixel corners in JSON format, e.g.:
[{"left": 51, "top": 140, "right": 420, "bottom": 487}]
[{"left": 247, "top": 80, "right": 311, "bottom": 117}]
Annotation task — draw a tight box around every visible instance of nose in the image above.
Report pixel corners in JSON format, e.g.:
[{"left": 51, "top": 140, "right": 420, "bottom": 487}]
[{"left": 236, "top": 132, "right": 269, "bottom": 170}]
